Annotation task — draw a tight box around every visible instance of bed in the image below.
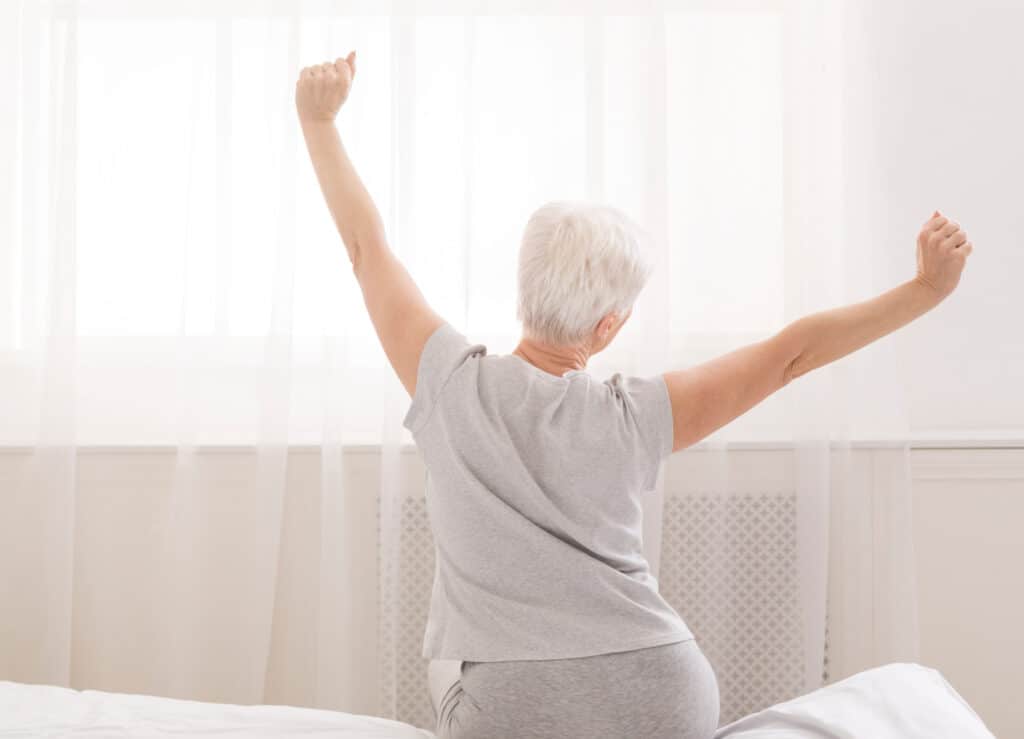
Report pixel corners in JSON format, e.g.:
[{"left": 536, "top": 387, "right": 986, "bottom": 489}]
[
  {"left": 0, "top": 681, "right": 433, "bottom": 738},
  {"left": 0, "top": 662, "right": 995, "bottom": 738},
  {"left": 712, "top": 662, "right": 995, "bottom": 738}
]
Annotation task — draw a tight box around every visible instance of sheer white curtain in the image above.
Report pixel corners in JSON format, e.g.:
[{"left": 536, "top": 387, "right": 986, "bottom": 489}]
[{"left": 0, "top": 0, "right": 917, "bottom": 730}]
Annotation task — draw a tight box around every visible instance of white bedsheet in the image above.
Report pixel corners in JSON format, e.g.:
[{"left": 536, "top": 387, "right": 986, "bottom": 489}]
[
  {"left": 713, "top": 662, "right": 995, "bottom": 739},
  {"left": 0, "top": 681, "right": 434, "bottom": 738},
  {"left": 0, "top": 662, "right": 995, "bottom": 738}
]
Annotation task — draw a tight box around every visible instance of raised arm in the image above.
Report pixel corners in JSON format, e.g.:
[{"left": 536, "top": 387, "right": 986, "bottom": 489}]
[
  {"left": 664, "top": 211, "right": 974, "bottom": 452},
  {"left": 295, "top": 51, "right": 443, "bottom": 398}
]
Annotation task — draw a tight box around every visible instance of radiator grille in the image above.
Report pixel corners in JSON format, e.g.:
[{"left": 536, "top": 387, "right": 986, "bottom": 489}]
[{"left": 658, "top": 492, "right": 805, "bottom": 724}]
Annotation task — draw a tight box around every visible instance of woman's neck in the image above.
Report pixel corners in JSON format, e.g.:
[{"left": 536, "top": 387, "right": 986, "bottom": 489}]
[{"left": 511, "top": 335, "right": 591, "bottom": 377}]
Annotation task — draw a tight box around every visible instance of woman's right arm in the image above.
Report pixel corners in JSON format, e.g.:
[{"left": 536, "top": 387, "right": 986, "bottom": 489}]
[{"left": 663, "top": 211, "right": 974, "bottom": 452}]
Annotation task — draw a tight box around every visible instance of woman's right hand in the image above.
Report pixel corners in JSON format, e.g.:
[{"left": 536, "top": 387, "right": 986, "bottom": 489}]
[
  {"left": 295, "top": 51, "right": 357, "bottom": 125},
  {"left": 915, "top": 210, "right": 974, "bottom": 299}
]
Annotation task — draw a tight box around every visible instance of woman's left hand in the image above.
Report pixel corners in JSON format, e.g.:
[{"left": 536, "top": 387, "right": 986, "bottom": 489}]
[{"left": 295, "top": 51, "right": 357, "bottom": 124}]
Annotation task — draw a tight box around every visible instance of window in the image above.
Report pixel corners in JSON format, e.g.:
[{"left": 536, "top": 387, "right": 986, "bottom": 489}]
[{"left": 2, "top": 6, "right": 789, "bottom": 445}]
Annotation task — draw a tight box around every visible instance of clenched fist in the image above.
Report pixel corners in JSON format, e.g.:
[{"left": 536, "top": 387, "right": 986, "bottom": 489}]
[
  {"left": 295, "top": 51, "right": 356, "bottom": 124},
  {"left": 915, "top": 210, "right": 974, "bottom": 299}
]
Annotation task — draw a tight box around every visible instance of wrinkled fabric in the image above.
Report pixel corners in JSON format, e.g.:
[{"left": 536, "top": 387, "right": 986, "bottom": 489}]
[{"left": 713, "top": 662, "right": 996, "bottom": 739}]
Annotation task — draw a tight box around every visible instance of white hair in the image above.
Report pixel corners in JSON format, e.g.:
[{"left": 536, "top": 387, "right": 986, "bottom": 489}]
[{"left": 516, "top": 200, "right": 653, "bottom": 347}]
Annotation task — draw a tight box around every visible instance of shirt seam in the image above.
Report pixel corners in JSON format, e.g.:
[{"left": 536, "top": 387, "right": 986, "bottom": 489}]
[
  {"left": 409, "top": 341, "right": 485, "bottom": 433},
  {"left": 654, "top": 372, "right": 674, "bottom": 459},
  {"left": 409, "top": 368, "right": 459, "bottom": 435}
]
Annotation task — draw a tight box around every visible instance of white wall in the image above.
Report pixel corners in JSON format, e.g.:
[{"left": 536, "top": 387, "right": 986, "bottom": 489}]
[
  {"left": 911, "top": 448, "right": 1024, "bottom": 739},
  {"left": 836, "top": 7, "right": 1024, "bottom": 728},
  {"left": 826, "top": 6, "right": 1024, "bottom": 730},
  {"left": 843, "top": 0, "right": 1024, "bottom": 434}
]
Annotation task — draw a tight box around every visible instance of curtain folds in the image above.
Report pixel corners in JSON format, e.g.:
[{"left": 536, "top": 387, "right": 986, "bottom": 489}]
[{"left": 0, "top": 0, "right": 918, "bottom": 731}]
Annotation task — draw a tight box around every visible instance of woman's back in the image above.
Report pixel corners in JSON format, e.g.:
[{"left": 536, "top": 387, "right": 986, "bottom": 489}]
[{"left": 404, "top": 321, "right": 692, "bottom": 663}]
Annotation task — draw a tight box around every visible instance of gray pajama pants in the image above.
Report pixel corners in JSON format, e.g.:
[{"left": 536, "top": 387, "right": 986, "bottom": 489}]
[{"left": 431, "top": 639, "right": 720, "bottom": 739}]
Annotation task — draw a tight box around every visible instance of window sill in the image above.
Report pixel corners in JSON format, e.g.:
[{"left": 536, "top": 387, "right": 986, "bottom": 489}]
[{"left": 2, "top": 435, "right": 1024, "bottom": 455}]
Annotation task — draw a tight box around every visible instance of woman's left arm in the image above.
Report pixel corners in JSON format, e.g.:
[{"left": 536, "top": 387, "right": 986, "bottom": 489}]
[{"left": 296, "top": 52, "right": 443, "bottom": 398}]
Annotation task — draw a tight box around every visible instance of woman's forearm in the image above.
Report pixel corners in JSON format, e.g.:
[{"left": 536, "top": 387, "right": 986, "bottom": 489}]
[
  {"left": 300, "top": 118, "right": 387, "bottom": 274},
  {"left": 781, "top": 277, "right": 944, "bottom": 382}
]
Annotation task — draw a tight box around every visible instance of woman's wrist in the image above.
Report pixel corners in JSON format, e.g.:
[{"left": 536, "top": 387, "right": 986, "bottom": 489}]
[
  {"left": 299, "top": 115, "right": 338, "bottom": 133},
  {"left": 909, "top": 273, "right": 948, "bottom": 310}
]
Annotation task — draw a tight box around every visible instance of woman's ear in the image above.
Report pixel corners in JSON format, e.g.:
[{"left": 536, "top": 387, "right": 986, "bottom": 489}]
[{"left": 596, "top": 312, "right": 619, "bottom": 343}]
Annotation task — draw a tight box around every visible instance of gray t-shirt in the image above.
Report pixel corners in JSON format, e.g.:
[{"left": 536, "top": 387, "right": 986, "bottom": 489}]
[{"left": 403, "top": 322, "right": 694, "bottom": 662}]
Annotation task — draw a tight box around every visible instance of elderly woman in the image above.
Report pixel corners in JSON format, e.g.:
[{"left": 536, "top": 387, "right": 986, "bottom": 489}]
[{"left": 295, "top": 54, "right": 972, "bottom": 739}]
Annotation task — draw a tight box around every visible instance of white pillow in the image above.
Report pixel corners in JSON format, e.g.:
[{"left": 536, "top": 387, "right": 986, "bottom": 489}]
[{"left": 713, "top": 663, "right": 995, "bottom": 739}]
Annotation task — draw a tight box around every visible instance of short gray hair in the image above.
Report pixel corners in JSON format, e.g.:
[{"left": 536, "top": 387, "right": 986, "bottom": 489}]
[{"left": 516, "top": 201, "right": 653, "bottom": 347}]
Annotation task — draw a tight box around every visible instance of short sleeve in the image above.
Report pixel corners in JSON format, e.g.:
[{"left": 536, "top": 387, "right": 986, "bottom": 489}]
[
  {"left": 403, "top": 322, "right": 488, "bottom": 434},
  {"left": 609, "top": 372, "right": 675, "bottom": 490}
]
